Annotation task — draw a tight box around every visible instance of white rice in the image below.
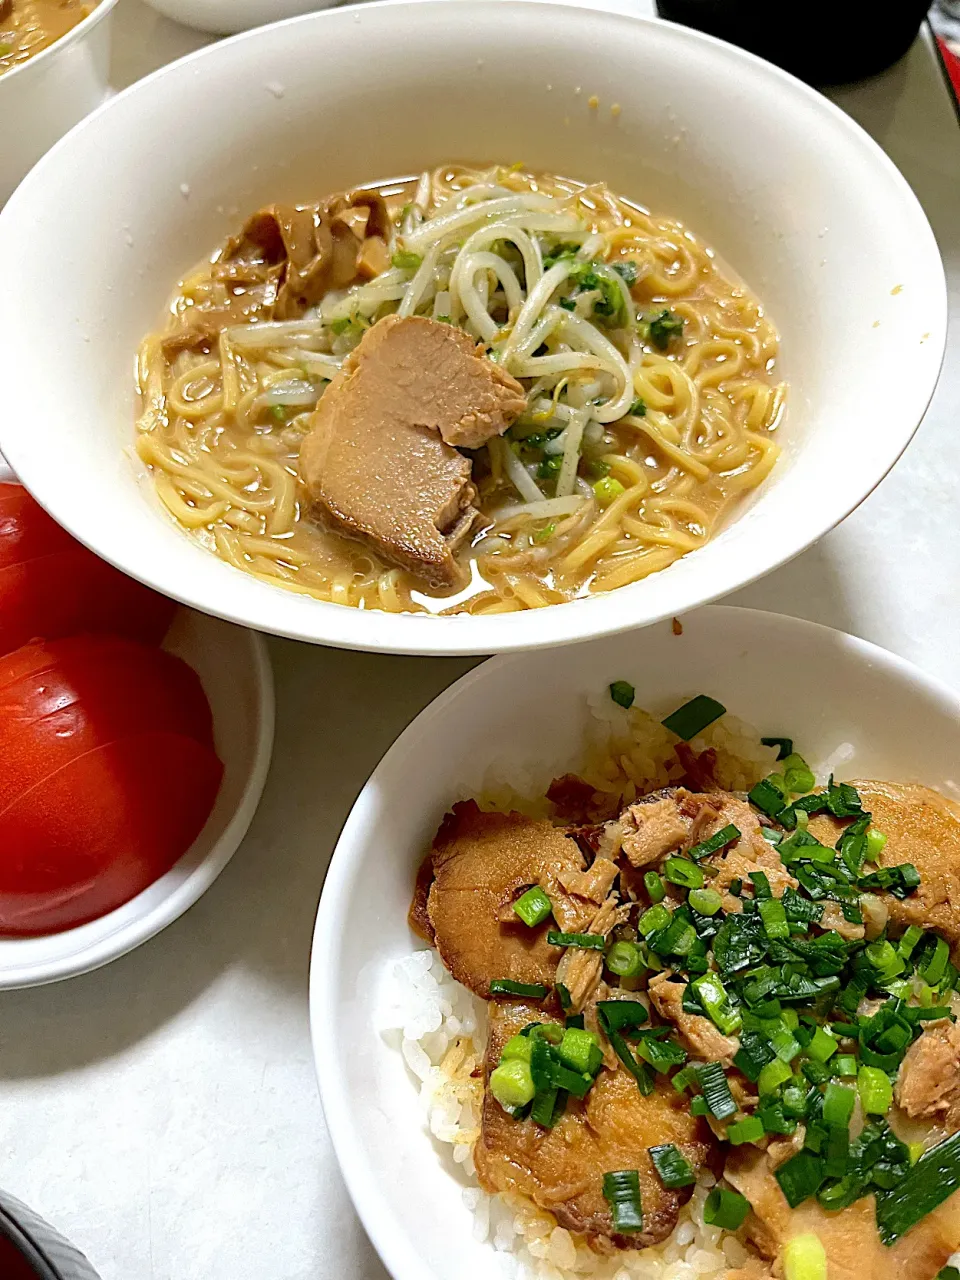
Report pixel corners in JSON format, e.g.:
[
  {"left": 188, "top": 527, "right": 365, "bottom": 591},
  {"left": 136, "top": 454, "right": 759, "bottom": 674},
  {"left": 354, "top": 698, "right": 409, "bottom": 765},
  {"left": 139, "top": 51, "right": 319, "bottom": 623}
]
[
  {"left": 382, "top": 948, "right": 754, "bottom": 1280},
  {"left": 380, "top": 697, "right": 785, "bottom": 1279}
]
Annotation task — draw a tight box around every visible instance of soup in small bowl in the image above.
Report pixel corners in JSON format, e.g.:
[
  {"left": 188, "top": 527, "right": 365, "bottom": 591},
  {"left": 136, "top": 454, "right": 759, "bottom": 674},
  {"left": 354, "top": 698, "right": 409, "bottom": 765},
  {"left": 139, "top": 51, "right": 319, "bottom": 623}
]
[{"left": 0, "top": 1, "right": 945, "bottom": 654}]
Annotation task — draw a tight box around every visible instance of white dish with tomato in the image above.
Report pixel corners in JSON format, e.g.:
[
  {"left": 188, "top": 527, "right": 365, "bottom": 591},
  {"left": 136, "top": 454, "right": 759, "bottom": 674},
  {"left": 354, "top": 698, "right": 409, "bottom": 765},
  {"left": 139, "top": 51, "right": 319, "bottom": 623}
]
[{"left": 0, "top": 481, "right": 273, "bottom": 987}]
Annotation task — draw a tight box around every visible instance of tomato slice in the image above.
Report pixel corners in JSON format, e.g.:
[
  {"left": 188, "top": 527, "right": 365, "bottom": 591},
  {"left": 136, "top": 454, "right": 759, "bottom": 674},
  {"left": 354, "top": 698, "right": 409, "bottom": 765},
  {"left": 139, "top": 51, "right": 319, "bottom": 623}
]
[
  {"left": 0, "top": 730, "right": 224, "bottom": 935},
  {"left": 0, "top": 546, "right": 176, "bottom": 654},
  {"left": 0, "top": 635, "right": 216, "bottom": 812},
  {"left": 0, "top": 482, "right": 76, "bottom": 569}
]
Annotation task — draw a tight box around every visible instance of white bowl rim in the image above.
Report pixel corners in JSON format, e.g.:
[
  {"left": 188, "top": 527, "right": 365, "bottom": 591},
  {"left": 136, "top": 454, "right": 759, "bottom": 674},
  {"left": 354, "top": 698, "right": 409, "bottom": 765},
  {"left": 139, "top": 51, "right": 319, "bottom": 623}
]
[
  {"left": 308, "top": 603, "right": 960, "bottom": 1280},
  {"left": 0, "top": 624, "right": 274, "bottom": 989},
  {"left": 0, "top": 0, "right": 119, "bottom": 91},
  {"left": 0, "top": 1, "right": 948, "bottom": 657}
]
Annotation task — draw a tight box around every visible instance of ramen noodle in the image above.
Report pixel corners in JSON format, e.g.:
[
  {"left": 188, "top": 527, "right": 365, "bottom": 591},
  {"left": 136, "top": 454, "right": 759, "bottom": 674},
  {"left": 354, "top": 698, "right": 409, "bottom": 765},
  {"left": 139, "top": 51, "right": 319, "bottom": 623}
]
[{"left": 136, "top": 165, "right": 785, "bottom": 615}]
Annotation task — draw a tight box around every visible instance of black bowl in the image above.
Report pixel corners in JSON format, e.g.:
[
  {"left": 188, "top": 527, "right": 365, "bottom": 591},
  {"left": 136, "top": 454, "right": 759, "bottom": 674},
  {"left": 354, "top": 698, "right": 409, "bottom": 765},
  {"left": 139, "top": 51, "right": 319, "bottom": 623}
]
[{"left": 655, "top": 0, "right": 930, "bottom": 85}]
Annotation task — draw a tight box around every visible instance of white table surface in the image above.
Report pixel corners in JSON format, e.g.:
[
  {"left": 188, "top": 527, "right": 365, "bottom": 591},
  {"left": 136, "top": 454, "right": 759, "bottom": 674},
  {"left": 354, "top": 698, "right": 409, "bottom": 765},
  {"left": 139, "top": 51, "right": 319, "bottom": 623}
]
[{"left": 1, "top": 5, "right": 959, "bottom": 1279}]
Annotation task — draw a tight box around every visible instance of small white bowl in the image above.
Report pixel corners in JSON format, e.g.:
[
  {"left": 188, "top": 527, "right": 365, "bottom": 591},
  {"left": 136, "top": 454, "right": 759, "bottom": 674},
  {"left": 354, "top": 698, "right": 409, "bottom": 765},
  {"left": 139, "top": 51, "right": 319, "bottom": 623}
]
[
  {"left": 142, "top": 0, "right": 335, "bottom": 36},
  {"left": 0, "top": 0, "right": 118, "bottom": 206},
  {"left": 0, "top": 607, "right": 274, "bottom": 989},
  {"left": 310, "top": 605, "right": 960, "bottom": 1280},
  {"left": 0, "top": 3, "right": 946, "bottom": 656}
]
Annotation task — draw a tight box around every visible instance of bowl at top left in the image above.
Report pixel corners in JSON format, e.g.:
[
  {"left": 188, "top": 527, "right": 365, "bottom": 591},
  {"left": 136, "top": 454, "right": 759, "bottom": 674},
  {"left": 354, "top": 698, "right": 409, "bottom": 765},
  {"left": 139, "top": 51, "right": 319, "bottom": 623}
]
[
  {"left": 0, "top": 1, "right": 946, "bottom": 656},
  {"left": 0, "top": 0, "right": 118, "bottom": 206},
  {"left": 0, "top": 606, "right": 274, "bottom": 989}
]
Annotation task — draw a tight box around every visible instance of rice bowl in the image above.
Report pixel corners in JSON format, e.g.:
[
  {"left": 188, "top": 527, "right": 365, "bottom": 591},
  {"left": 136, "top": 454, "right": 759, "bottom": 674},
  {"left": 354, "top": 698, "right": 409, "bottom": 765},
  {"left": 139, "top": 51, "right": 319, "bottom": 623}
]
[{"left": 311, "top": 607, "right": 960, "bottom": 1280}]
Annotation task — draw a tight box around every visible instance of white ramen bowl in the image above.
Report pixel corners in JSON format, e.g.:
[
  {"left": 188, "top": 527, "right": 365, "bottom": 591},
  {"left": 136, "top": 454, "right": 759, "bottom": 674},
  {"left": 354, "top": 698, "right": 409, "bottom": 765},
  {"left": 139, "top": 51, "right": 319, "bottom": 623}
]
[
  {"left": 309, "top": 604, "right": 960, "bottom": 1280},
  {"left": 0, "top": 607, "right": 274, "bottom": 988},
  {"left": 0, "top": 3, "right": 947, "bottom": 657},
  {"left": 0, "top": 0, "right": 118, "bottom": 207}
]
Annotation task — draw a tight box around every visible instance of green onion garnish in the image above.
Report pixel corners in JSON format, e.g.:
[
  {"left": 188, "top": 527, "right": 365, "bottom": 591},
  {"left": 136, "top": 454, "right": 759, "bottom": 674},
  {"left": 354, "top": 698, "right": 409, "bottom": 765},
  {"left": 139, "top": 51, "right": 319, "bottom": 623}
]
[
  {"left": 391, "top": 250, "right": 423, "bottom": 270},
  {"left": 782, "top": 753, "right": 816, "bottom": 795},
  {"left": 644, "top": 872, "right": 666, "bottom": 903},
  {"left": 806, "top": 1026, "right": 838, "bottom": 1064},
  {"left": 490, "top": 979, "right": 550, "bottom": 998},
  {"left": 648, "top": 1143, "right": 696, "bottom": 1188},
  {"left": 688, "top": 887, "right": 723, "bottom": 916},
  {"left": 937, "top": 1268, "right": 960, "bottom": 1280},
  {"left": 875, "top": 1131, "right": 960, "bottom": 1244},
  {"left": 606, "top": 940, "right": 645, "bottom": 978},
  {"left": 547, "top": 930, "right": 606, "bottom": 950},
  {"left": 858, "top": 1065, "right": 893, "bottom": 1116},
  {"left": 822, "top": 1082, "right": 856, "bottom": 1129},
  {"left": 639, "top": 904, "right": 671, "bottom": 937},
  {"left": 692, "top": 972, "right": 742, "bottom": 1036},
  {"left": 782, "top": 1233, "right": 827, "bottom": 1280},
  {"left": 513, "top": 885, "right": 552, "bottom": 928},
  {"left": 609, "top": 680, "right": 635, "bottom": 709},
  {"left": 749, "top": 776, "right": 788, "bottom": 819},
  {"left": 602, "top": 1170, "right": 644, "bottom": 1234},
  {"left": 661, "top": 695, "right": 726, "bottom": 741},
  {"left": 759, "top": 898, "right": 789, "bottom": 940},
  {"left": 733, "top": 1032, "right": 776, "bottom": 1083},
  {"left": 776, "top": 1149, "right": 825, "bottom": 1208},
  {"left": 688, "top": 824, "right": 741, "bottom": 861},
  {"left": 728, "top": 1115, "right": 765, "bottom": 1145},
  {"left": 489, "top": 1059, "right": 536, "bottom": 1110},
  {"left": 663, "top": 857, "right": 704, "bottom": 889},
  {"left": 646, "top": 309, "right": 685, "bottom": 351},
  {"left": 556, "top": 1026, "right": 603, "bottom": 1076},
  {"left": 865, "top": 828, "right": 888, "bottom": 860},
  {"left": 694, "top": 1061, "right": 736, "bottom": 1120},
  {"left": 758, "top": 1058, "right": 793, "bottom": 1095},
  {"left": 703, "top": 1187, "right": 750, "bottom": 1230}
]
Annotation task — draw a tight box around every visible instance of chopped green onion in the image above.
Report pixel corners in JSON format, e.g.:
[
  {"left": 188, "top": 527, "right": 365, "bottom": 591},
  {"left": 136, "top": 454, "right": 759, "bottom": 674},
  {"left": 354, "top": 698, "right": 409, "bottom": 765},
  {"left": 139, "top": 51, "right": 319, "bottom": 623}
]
[
  {"left": 557, "top": 1027, "right": 603, "bottom": 1076},
  {"left": 692, "top": 972, "right": 742, "bottom": 1036},
  {"left": 490, "top": 979, "right": 549, "bottom": 998},
  {"left": 500, "top": 1034, "right": 534, "bottom": 1064},
  {"left": 866, "top": 939, "right": 905, "bottom": 983},
  {"left": 533, "top": 522, "right": 556, "bottom": 544},
  {"left": 612, "top": 260, "right": 641, "bottom": 286},
  {"left": 694, "top": 1062, "right": 737, "bottom": 1120},
  {"left": 759, "top": 898, "right": 789, "bottom": 940},
  {"left": 858, "top": 1065, "right": 893, "bottom": 1116},
  {"left": 556, "top": 983, "right": 572, "bottom": 1011},
  {"left": 644, "top": 871, "right": 666, "bottom": 903},
  {"left": 688, "top": 824, "right": 741, "bottom": 861},
  {"left": 875, "top": 1131, "right": 960, "bottom": 1245},
  {"left": 606, "top": 941, "right": 645, "bottom": 978},
  {"left": 513, "top": 885, "right": 552, "bottom": 928},
  {"left": 937, "top": 1268, "right": 960, "bottom": 1280},
  {"left": 664, "top": 857, "right": 704, "bottom": 889},
  {"left": 823, "top": 1082, "right": 856, "bottom": 1129},
  {"left": 490, "top": 1058, "right": 536, "bottom": 1110},
  {"left": 661, "top": 695, "right": 726, "bottom": 741},
  {"left": 646, "top": 309, "right": 685, "bottom": 351},
  {"left": 782, "top": 754, "right": 816, "bottom": 795},
  {"left": 602, "top": 1170, "right": 644, "bottom": 1234},
  {"left": 833, "top": 1054, "right": 858, "bottom": 1078},
  {"left": 609, "top": 680, "right": 635, "bottom": 709},
  {"left": 758, "top": 1058, "right": 794, "bottom": 1095},
  {"left": 807, "top": 1026, "right": 838, "bottom": 1064},
  {"left": 547, "top": 931, "right": 606, "bottom": 950},
  {"left": 749, "top": 871, "right": 773, "bottom": 899},
  {"left": 920, "top": 936, "right": 950, "bottom": 985},
  {"left": 783, "top": 1233, "right": 827, "bottom": 1280},
  {"left": 639, "top": 905, "right": 671, "bottom": 937},
  {"left": 530, "top": 1086, "right": 564, "bottom": 1127},
  {"left": 636, "top": 1031, "right": 687, "bottom": 1073},
  {"left": 728, "top": 1115, "right": 766, "bottom": 1145},
  {"left": 898, "top": 925, "right": 924, "bottom": 959},
  {"left": 770, "top": 1027, "right": 802, "bottom": 1064},
  {"left": 391, "top": 250, "right": 423, "bottom": 270},
  {"left": 703, "top": 1187, "right": 750, "bottom": 1230},
  {"left": 538, "top": 455, "right": 563, "bottom": 479},
  {"left": 776, "top": 1150, "right": 825, "bottom": 1208},
  {"left": 688, "top": 887, "right": 723, "bottom": 916},
  {"left": 628, "top": 397, "right": 647, "bottom": 417},
  {"left": 749, "top": 776, "right": 789, "bottom": 819},
  {"left": 761, "top": 736, "right": 794, "bottom": 760},
  {"left": 648, "top": 1143, "right": 696, "bottom": 1188},
  {"left": 734, "top": 1032, "right": 776, "bottom": 1083},
  {"left": 865, "top": 828, "right": 888, "bottom": 861},
  {"left": 594, "top": 476, "right": 625, "bottom": 507}
]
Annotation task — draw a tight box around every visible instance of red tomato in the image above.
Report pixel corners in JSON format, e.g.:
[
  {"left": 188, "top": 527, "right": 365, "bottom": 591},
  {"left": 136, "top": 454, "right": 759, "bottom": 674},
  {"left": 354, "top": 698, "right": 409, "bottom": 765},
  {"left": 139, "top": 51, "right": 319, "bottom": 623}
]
[
  {"left": 0, "top": 483, "right": 175, "bottom": 654},
  {"left": 0, "top": 635, "right": 215, "bottom": 813},
  {"left": 0, "top": 730, "right": 223, "bottom": 935}
]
